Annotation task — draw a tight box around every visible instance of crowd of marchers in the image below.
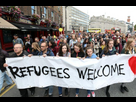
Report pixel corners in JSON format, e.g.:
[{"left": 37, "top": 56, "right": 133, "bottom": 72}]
[{"left": 1, "top": 31, "right": 136, "bottom": 97}]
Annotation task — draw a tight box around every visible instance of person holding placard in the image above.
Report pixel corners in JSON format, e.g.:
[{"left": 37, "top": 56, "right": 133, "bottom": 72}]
[
  {"left": 100, "top": 39, "right": 118, "bottom": 97},
  {"left": 71, "top": 43, "right": 85, "bottom": 97},
  {"left": 3, "top": 43, "right": 35, "bottom": 97},
  {"left": 85, "top": 46, "right": 100, "bottom": 97},
  {"left": 120, "top": 38, "right": 136, "bottom": 93},
  {"left": 56, "top": 44, "right": 71, "bottom": 97}
]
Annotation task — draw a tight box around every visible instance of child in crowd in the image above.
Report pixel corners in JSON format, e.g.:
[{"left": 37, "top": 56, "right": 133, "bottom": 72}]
[{"left": 85, "top": 47, "right": 99, "bottom": 97}]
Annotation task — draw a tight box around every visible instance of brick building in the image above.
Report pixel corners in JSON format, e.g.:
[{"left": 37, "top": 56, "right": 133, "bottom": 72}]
[
  {"left": 0, "top": 6, "right": 63, "bottom": 25},
  {"left": 0, "top": 6, "right": 63, "bottom": 52},
  {"left": 17, "top": 6, "right": 63, "bottom": 25}
]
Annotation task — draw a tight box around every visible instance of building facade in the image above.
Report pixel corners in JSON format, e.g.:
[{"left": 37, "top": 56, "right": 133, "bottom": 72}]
[
  {"left": 63, "top": 6, "right": 89, "bottom": 33},
  {"left": 0, "top": 6, "right": 63, "bottom": 25},
  {"left": 126, "top": 16, "right": 134, "bottom": 34},
  {"left": 89, "top": 15, "right": 126, "bottom": 33},
  {"left": 18, "top": 6, "right": 63, "bottom": 25},
  {"left": 0, "top": 6, "right": 63, "bottom": 52}
]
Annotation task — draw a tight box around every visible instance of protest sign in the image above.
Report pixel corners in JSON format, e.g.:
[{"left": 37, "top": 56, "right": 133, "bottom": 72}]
[{"left": 6, "top": 54, "right": 136, "bottom": 90}]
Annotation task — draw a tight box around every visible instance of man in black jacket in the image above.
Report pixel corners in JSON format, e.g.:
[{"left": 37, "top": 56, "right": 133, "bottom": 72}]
[
  {"left": 0, "top": 48, "right": 13, "bottom": 94},
  {"left": 3, "top": 43, "right": 35, "bottom": 97}
]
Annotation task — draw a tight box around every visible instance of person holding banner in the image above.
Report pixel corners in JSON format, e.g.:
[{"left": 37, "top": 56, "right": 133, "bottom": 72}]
[
  {"left": 85, "top": 46, "right": 100, "bottom": 97},
  {"left": 28, "top": 42, "right": 54, "bottom": 97},
  {"left": 100, "top": 39, "right": 118, "bottom": 97},
  {"left": 120, "top": 38, "right": 136, "bottom": 93},
  {"left": 71, "top": 43, "right": 85, "bottom": 97},
  {"left": 3, "top": 43, "right": 35, "bottom": 97},
  {"left": 38, "top": 42, "right": 54, "bottom": 97},
  {"left": 56, "top": 44, "right": 71, "bottom": 97}
]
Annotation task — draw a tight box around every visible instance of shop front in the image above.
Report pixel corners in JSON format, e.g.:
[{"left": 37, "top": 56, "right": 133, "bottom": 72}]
[
  {"left": 0, "top": 22, "right": 59, "bottom": 52},
  {"left": 0, "top": 7, "right": 60, "bottom": 52},
  {"left": 0, "top": 17, "right": 19, "bottom": 52}
]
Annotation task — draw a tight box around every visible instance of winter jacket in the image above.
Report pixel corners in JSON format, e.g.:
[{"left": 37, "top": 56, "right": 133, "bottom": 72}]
[
  {"left": 38, "top": 48, "right": 54, "bottom": 56},
  {"left": 100, "top": 47, "right": 117, "bottom": 58},
  {"left": 31, "top": 49, "right": 40, "bottom": 55},
  {"left": 0, "top": 49, "right": 9, "bottom": 72},
  {"left": 121, "top": 48, "right": 136, "bottom": 54},
  {"left": 13, "top": 38, "right": 24, "bottom": 46}
]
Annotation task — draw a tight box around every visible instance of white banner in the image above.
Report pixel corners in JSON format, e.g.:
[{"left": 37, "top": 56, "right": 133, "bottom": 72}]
[{"left": 6, "top": 54, "right": 136, "bottom": 90}]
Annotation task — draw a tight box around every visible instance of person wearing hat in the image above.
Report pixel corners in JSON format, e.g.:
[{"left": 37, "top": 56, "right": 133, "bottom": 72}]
[{"left": 13, "top": 34, "right": 24, "bottom": 46}]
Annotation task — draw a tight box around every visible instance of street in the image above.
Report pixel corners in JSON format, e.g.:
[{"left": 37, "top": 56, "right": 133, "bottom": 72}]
[{"left": 1, "top": 79, "right": 136, "bottom": 97}]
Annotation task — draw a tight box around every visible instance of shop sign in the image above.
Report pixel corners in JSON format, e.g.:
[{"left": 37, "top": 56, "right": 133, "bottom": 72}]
[{"left": 19, "top": 18, "right": 32, "bottom": 24}]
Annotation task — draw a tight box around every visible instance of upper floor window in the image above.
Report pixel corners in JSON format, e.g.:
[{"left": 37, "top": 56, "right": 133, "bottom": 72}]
[
  {"left": 51, "top": 11, "right": 54, "bottom": 21},
  {"left": 31, "top": 6, "right": 35, "bottom": 14},
  {"left": 44, "top": 7, "right": 48, "bottom": 19}
]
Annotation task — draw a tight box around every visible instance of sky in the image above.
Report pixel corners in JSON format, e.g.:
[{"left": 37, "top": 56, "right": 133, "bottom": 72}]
[{"left": 73, "top": 6, "right": 136, "bottom": 25}]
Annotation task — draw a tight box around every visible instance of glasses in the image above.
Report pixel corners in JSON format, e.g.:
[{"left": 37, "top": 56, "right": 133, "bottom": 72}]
[{"left": 13, "top": 47, "right": 22, "bottom": 49}]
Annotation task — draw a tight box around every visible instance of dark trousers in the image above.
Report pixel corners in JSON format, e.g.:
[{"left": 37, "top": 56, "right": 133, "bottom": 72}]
[
  {"left": 19, "top": 87, "right": 35, "bottom": 97},
  {"left": 106, "top": 85, "right": 110, "bottom": 92}
]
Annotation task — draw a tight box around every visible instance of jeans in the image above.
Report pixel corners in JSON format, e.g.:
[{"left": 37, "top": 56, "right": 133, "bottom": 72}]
[
  {"left": 0, "top": 70, "right": 13, "bottom": 93},
  {"left": 58, "top": 87, "right": 62, "bottom": 95},
  {"left": 45, "top": 86, "right": 53, "bottom": 95},
  {"left": 76, "top": 88, "right": 79, "bottom": 95},
  {"left": 76, "top": 88, "right": 94, "bottom": 95},
  {"left": 87, "top": 90, "right": 94, "bottom": 94}
]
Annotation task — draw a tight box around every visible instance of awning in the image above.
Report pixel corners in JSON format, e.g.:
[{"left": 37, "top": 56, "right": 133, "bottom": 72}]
[
  {"left": 0, "top": 17, "right": 19, "bottom": 30},
  {"left": 48, "top": 27, "right": 59, "bottom": 31},
  {"left": 11, "top": 22, "right": 48, "bottom": 31}
]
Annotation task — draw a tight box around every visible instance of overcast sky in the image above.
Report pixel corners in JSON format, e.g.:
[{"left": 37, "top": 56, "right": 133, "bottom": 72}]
[{"left": 73, "top": 6, "right": 136, "bottom": 25}]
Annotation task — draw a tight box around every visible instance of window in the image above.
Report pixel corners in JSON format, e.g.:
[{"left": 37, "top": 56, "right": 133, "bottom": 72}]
[
  {"left": 44, "top": 7, "right": 48, "bottom": 19},
  {"left": 58, "top": 6, "right": 60, "bottom": 12},
  {"left": 31, "top": 6, "right": 35, "bottom": 14},
  {"left": 3, "top": 30, "right": 12, "bottom": 44},
  {"left": 51, "top": 11, "right": 54, "bottom": 21}
]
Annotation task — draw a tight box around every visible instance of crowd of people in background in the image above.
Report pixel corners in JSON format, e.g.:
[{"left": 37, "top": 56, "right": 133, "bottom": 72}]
[{"left": 1, "top": 31, "right": 136, "bottom": 97}]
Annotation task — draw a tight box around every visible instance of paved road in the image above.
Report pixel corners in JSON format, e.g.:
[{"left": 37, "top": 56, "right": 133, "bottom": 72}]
[{"left": 1, "top": 79, "right": 136, "bottom": 97}]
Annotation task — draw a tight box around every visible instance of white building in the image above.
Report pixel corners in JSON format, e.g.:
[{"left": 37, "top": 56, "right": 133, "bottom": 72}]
[
  {"left": 63, "top": 6, "right": 89, "bottom": 33},
  {"left": 89, "top": 15, "right": 127, "bottom": 33}
]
